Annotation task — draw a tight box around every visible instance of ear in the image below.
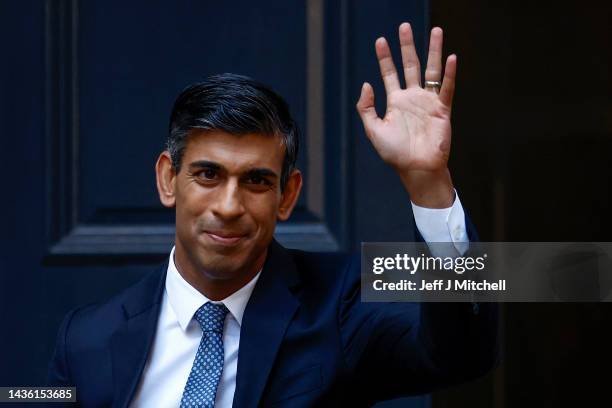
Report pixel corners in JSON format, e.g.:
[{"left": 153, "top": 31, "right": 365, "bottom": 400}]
[
  {"left": 156, "top": 151, "right": 177, "bottom": 208},
  {"left": 277, "top": 169, "right": 303, "bottom": 221}
]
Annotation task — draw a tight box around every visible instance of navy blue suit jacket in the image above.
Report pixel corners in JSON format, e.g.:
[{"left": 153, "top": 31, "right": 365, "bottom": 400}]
[{"left": 48, "top": 234, "right": 498, "bottom": 407}]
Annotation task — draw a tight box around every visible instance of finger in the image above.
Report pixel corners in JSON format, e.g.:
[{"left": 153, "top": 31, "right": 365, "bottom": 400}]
[
  {"left": 424, "top": 27, "right": 444, "bottom": 84},
  {"left": 356, "top": 82, "right": 381, "bottom": 137},
  {"left": 439, "top": 54, "right": 457, "bottom": 108},
  {"left": 375, "top": 37, "right": 401, "bottom": 94},
  {"left": 399, "top": 22, "right": 421, "bottom": 88}
]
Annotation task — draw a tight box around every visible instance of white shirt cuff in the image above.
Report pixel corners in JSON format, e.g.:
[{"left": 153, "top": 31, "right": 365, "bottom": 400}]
[{"left": 411, "top": 189, "right": 469, "bottom": 255}]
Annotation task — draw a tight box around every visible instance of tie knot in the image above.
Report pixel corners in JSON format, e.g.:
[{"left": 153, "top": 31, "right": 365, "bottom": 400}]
[{"left": 194, "top": 302, "right": 228, "bottom": 333}]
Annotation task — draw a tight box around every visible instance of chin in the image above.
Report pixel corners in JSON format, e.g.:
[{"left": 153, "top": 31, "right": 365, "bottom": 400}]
[{"left": 198, "top": 252, "right": 248, "bottom": 280}]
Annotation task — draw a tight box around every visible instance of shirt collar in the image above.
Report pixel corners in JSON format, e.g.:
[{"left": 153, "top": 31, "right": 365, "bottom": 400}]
[{"left": 165, "top": 246, "right": 261, "bottom": 331}]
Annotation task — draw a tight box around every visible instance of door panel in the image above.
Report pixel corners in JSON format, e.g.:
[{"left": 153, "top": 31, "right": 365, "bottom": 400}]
[{"left": 1, "top": 1, "right": 430, "bottom": 407}]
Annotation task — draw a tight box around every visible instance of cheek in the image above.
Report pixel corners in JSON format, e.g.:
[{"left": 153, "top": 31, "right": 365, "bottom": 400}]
[
  {"left": 176, "top": 187, "right": 209, "bottom": 225},
  {"left": 246, "top": 196, "right": 280, "bottom": 230}
]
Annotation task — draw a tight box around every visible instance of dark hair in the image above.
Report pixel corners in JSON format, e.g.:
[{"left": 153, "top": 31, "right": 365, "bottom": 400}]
[{"left": 167, "top": 73, "right": 299, "bottom": 190}]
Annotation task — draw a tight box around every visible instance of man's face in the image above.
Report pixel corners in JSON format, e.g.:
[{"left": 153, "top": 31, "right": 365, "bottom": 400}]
[{"left": 163, "top": 130, "right": 299, "bottom": 281}]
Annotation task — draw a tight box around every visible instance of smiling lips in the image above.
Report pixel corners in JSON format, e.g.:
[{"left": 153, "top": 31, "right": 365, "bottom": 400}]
[{"left": 204, "top": 230, "right": 247, "bottom": 246}]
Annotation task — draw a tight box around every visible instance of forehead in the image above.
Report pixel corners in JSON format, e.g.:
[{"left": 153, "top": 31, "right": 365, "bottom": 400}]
[{"left": 183, "top": 130, "right": 285, "bottom": 171}]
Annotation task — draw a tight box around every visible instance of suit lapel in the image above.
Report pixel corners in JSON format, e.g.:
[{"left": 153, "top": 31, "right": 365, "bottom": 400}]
[
  {"left": 110, "top": 263, "right": 167, "bottom": 408},
  {"left": 232, "top": 240, "right": 300, "bottom": 408}
]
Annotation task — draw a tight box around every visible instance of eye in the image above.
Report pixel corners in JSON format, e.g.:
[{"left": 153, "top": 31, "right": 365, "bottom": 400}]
[
  {"left": 196, "top": 168, "right": 218, "bottom": 181},
  {"left": 247, "top": 175, "right": 270, "bottom": 185},
  {"left": 243, "top": 174, "right": 274, "bottom": 190}
]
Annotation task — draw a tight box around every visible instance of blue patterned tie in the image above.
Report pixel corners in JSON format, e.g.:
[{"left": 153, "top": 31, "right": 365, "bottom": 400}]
[{"left": 180, "top": 302, "right": 229, "bottom": 408}]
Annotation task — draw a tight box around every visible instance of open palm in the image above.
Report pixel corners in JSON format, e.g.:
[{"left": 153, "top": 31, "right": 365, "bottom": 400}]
[{"left": 357, "top": 24, "right": 456, "bottom": 173}]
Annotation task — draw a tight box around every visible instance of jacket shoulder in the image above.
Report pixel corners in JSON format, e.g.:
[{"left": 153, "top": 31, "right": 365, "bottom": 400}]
[
  {"left": 286, "top": 249, "right": 360, "bottom": 295},
  {"left": 62, "top": 264, "right": 166, "bottom": 347}
]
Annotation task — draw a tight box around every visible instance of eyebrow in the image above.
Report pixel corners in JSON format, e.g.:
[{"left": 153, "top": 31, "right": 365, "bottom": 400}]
[
  {"left": 188, "top": 160, "right": 222, "bottom": 171},
  {"left": 188, "top": 160, "right": 278, "bottom": 179},
  {"left": 244, "top": 168, "right": 278, "bottom": 180}
]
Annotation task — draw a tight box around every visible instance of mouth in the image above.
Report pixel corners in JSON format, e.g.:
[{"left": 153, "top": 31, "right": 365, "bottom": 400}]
[{"left": 203, "top": 230, "right": 248, "bottom": 246}]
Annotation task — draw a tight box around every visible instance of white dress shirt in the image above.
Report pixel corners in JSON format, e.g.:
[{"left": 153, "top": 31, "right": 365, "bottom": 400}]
[
  {"left": 130, "top": 192, "right": 468, "bottom": 407},
  {"left": 130, "top": 246, "right": 260, "bottom": 408},
  {"left": 411, "top": 189, "right": 469, "bottom": 256}
]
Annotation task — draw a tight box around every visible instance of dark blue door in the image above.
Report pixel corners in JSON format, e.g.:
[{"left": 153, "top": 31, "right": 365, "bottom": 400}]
[{"left": 0, "top": 1, "right": 431, "bottom": 407}]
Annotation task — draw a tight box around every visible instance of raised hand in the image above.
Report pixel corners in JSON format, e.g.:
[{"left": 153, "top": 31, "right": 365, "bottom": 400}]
[{"left": 356, "top": 23, "right": 457, "bottom": 207}]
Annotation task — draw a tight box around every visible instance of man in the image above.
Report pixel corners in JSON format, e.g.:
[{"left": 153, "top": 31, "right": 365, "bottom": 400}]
[{"left": 48, "top": 24, "right": 498, "bottom": 407}]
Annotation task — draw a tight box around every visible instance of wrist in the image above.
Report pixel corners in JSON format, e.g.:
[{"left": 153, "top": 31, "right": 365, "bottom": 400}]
[{"left": 399, "top": 167, "right": 455, "bottom": 208}]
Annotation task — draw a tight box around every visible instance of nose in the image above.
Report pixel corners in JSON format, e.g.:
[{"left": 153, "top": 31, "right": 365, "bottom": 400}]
[{"left": 210, "top": 179, "right": 246, "bottom": 220}]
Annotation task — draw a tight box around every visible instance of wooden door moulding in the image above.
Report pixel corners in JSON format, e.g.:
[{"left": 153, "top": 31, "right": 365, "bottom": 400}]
[{"left": 44, "top": 0, "right": 345, "bottom": 257}]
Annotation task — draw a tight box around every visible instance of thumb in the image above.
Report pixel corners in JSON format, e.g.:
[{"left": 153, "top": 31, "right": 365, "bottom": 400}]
[{"left": 356, "top": 82, "right": 380, "bottom": 138}]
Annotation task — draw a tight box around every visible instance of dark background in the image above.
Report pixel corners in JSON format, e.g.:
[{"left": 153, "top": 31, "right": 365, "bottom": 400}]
[
  {"left": 0, "top": 0, "right": 610, "bottom": 407},
  {"left": 430, "top": 0, "right": 611, "bottom": 407}
]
